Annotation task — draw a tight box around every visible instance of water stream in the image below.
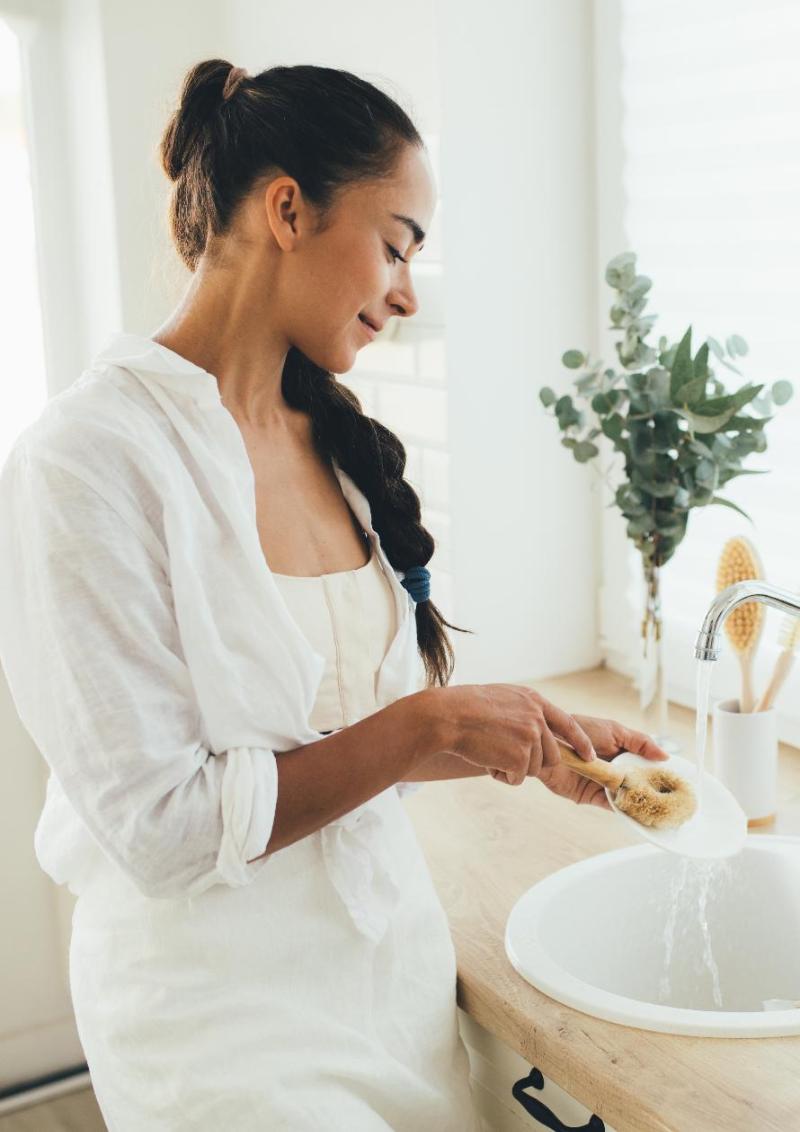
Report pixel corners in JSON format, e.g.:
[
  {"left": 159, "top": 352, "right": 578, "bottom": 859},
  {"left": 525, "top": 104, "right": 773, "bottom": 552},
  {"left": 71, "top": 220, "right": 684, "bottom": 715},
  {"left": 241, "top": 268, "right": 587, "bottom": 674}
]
[
  {"left": 656, "top": 660, "right": 727, "bottom": 1007},
  {"left": 694, "top": 658, "right": 715, "bottom": 811},
  {"left": 657, "top": 856, "right": 731, "bottom": 1008}
]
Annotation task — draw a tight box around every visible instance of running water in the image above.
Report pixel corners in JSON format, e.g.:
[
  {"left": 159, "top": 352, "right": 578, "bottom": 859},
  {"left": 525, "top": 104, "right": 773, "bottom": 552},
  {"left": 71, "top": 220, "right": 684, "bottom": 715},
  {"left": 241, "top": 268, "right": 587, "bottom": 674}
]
[
  {"left": 658, "top": 856, "right": 731, "bottom": 1008},
  {"left": 657, "top": 858, "right": 688, "bottom": 1002},
  {"left": 655, "top": 663, "right": 727, "bottom": 1010},
  {"left": 697, "top": 861, "right": 724, "bottom": 1008},
  {"left": 695, "top": 658, "right": 715, "bottom": 812}
]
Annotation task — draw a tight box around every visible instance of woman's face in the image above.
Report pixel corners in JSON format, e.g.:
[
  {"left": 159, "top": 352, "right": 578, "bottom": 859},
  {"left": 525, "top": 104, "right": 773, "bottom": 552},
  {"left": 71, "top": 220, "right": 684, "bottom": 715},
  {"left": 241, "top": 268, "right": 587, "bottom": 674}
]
[{"left": 277, "top": 144, "right": 438, "bottom": 373}]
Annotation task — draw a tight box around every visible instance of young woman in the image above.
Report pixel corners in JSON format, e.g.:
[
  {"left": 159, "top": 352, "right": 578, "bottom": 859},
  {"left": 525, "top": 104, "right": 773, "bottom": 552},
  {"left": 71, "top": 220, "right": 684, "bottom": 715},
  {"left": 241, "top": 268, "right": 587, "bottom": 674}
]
[{"left": 0, "top": 60, "right": 667, "bottom": 1130}]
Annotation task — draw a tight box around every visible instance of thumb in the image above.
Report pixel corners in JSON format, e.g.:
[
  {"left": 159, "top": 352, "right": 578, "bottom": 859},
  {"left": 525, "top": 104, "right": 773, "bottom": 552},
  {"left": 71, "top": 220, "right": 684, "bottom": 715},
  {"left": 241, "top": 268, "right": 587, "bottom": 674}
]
[{"left": 618, "top": 726, "right": 669, "bottom": 761}]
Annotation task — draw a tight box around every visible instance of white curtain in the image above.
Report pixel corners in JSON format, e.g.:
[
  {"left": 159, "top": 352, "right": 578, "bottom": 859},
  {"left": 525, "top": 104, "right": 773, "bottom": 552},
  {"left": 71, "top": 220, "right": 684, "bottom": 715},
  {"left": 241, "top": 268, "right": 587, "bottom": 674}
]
[{"left": 602, "top": 0, "right": 800, "bottom": 740}]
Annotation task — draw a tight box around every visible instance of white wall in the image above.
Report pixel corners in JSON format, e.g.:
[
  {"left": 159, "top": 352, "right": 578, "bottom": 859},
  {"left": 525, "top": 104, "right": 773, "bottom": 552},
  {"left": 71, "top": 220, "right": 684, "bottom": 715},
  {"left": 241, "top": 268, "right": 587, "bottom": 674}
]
[{"left": 435, "top": 0, "right": 600, "bottom": 681}]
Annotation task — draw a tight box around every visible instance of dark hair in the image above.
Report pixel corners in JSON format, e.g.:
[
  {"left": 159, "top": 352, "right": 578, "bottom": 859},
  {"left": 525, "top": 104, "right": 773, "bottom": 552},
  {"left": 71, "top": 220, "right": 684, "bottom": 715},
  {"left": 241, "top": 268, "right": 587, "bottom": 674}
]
[{"left": 158, "top": 59, "right": 473, "bottom": 687}]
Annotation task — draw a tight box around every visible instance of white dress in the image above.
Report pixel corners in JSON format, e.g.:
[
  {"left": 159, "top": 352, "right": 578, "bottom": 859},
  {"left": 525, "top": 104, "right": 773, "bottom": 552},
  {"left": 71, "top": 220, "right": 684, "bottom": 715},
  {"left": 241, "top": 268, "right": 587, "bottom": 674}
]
[
  {"left": 68, "top": 539, "right": 479, "bottom": 1130},
  {"left": 1, "top": 333, "right": 483, "bottom": 1130}
]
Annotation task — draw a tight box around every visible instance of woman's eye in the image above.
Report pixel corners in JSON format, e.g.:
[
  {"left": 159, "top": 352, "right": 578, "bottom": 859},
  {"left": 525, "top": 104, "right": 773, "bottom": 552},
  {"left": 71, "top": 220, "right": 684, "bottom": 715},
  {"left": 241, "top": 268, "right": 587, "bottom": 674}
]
[{"left": 386, "top": 244, "right": 407, "bottom": 264}]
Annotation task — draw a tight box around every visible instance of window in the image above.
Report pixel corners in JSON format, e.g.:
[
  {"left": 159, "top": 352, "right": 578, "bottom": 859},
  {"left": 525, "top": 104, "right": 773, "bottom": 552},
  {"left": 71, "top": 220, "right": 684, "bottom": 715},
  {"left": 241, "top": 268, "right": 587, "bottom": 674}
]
[
  {"left": 598, "top": 0, "right": 800, "bottom": 741},
  {"left": 0, "top": 15, "right": 48, "bottom": 464}
]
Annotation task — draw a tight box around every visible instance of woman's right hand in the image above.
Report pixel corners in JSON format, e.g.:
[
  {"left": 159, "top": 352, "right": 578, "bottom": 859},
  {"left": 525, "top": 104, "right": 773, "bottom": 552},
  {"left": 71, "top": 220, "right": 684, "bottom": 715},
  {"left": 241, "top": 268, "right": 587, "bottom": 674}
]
[{"left": 421, "top": 683, "right": 596, "bottom": 786}]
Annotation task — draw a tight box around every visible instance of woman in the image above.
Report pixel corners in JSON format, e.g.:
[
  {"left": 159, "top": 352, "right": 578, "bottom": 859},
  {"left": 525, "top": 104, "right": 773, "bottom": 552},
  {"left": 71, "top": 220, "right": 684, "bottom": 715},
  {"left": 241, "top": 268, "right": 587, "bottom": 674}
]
[{"left": 0, "top": 60, "right": 667, "bottom": 1130}]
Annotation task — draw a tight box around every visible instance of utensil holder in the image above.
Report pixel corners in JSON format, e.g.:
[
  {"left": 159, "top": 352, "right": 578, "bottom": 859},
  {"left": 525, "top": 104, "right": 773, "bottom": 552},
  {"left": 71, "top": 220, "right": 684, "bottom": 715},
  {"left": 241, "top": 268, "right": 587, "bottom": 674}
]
[{"left": 712, "top": 697, "right": 777, "bottom": 827}]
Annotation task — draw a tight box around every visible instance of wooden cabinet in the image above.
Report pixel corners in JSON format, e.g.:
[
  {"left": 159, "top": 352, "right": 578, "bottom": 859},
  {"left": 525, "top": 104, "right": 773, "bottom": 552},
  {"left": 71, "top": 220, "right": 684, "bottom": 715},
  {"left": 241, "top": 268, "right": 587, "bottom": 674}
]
[{"left": 458, "top": 1008, "right": 618, "bottom": 1132}]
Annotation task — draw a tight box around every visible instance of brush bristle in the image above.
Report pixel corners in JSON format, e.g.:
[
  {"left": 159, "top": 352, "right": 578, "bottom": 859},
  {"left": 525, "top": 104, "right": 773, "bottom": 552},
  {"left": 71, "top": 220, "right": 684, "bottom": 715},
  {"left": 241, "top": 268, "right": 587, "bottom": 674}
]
[
  {"left": 716, "top": 536, "right": 764, "bottom": 653},
  {"left": 613, "top": 768, "right": 697, "bottom": 829},
  {"left": 778, "top": 611, "right": 800, "bottom": 651}
]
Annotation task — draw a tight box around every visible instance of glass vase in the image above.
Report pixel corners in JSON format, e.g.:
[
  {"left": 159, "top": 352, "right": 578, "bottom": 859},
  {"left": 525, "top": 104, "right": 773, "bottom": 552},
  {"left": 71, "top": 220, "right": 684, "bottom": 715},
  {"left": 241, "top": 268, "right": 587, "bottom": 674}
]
[{"left": 639, "top": 560, "right": 680, "bottom": 753}]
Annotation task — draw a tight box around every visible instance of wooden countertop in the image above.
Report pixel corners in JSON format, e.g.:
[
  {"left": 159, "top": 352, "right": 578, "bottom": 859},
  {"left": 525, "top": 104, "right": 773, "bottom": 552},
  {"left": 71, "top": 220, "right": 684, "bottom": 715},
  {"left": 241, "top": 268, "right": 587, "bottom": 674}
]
[{"left": 404, "top": 665, "right": 800, "bottom": 1132}]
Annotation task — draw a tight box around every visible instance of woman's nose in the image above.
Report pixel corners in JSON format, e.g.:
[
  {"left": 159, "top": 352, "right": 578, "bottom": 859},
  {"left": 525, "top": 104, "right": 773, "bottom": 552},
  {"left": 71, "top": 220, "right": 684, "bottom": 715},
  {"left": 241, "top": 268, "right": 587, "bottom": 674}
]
[{"left": 388, "top": 275, "right": 420, "bottom": 320}]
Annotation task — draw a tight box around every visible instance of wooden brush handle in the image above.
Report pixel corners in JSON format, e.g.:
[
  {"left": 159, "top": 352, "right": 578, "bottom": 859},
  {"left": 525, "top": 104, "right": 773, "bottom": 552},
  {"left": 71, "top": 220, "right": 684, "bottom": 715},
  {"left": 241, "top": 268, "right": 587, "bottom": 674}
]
[
  {"left": 754, "top": 648, "right": 796, "bottom": 713},
  {"left": 739, "top": 651, "right": 756, "bottom": 713},
  {"left": 556, "top": 741, "right": 625, "bottom": 791}
]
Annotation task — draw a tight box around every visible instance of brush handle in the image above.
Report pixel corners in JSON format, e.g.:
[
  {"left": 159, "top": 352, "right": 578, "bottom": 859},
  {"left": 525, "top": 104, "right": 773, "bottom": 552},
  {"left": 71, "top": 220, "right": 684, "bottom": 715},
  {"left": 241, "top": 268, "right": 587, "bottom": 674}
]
[
  {"left": 739, "top": 651, "right": 756, "bottom": 713},
  {"left": 556, "top": 741, "right": 626, "bottom": 791},
  {"left": 754, "top": 648, "right": 796, "bottom": 713}
]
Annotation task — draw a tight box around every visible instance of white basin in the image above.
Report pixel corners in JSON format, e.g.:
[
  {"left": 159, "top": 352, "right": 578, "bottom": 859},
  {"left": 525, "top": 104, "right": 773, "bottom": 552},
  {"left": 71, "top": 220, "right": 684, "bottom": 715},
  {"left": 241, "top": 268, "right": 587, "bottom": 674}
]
[{"left": 505, "top": 835, "right": 800, "bottom": 1036}]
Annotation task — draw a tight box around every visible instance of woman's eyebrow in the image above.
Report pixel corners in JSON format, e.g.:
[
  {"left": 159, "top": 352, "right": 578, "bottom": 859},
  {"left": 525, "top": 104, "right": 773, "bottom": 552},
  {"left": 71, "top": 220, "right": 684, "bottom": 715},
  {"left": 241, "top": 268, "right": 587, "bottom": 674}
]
[{"left": 390, "top": 213, "right": 426, "bottom": 246}]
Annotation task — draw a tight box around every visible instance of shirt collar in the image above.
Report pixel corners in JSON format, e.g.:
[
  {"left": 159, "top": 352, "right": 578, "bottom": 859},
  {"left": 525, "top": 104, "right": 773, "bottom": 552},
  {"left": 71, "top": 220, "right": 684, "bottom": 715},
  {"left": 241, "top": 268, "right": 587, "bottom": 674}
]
[
  {"left": 89, "top": 330, "right": 380, "bottom": 541},
  {"left": 90, "top": 331, "right": 223, "bottom": 408}
]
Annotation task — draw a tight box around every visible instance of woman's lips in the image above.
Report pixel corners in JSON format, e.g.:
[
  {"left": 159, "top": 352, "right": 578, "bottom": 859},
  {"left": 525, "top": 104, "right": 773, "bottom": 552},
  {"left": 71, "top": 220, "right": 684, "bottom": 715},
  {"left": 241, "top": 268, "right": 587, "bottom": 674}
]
[{"left": 357, "top": 315, "right": 377, "bottom": 341}]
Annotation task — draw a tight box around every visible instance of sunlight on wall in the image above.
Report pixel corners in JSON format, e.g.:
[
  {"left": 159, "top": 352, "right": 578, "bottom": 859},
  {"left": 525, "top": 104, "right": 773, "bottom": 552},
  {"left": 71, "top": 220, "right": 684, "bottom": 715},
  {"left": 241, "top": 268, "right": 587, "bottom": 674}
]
[{"left": 1, "top": 19, "right": 47, "bottom": 465}]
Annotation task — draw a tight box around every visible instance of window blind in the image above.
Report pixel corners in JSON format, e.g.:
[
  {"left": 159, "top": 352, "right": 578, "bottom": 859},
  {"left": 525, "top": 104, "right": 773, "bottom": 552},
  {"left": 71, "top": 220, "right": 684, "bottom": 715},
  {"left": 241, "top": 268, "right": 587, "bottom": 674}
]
[{"left": 611, "top": 0, "right": 800, "bottom": 739}]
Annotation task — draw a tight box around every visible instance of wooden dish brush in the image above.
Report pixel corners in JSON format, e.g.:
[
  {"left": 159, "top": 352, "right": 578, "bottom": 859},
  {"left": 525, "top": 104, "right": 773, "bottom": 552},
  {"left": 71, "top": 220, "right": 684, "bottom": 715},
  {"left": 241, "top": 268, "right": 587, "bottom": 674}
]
[
  {"left": 556, "top": 741, "right": 697, "bottom": 830},
  {"left": 716, "top": 536, "right": 765, "bottom": 713}
]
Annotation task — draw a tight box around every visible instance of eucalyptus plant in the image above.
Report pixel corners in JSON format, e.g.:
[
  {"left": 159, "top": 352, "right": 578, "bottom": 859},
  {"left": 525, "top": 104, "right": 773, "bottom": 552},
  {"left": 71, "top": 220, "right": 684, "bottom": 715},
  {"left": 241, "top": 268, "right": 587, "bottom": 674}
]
[
  {"left": 539, "top": 252, "right": 793, "bottom": 576},
  {"left": 539, "top": 252, "right": 792, "bottom": 728}
]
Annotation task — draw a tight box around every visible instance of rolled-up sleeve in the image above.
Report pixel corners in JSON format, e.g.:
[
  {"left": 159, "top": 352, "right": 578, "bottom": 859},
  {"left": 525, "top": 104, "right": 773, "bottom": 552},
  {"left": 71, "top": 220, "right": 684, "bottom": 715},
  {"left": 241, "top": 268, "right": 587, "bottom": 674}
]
[{"left": 0, "top": 444, "right": 278, "bottom": 899}]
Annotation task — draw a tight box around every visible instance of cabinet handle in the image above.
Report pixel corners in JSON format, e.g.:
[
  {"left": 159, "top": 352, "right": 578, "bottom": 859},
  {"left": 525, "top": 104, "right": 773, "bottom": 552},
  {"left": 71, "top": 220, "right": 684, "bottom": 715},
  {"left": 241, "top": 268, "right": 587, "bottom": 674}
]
[{"left": 512, "top": 1067, "right": 605, "bottom": 1131}]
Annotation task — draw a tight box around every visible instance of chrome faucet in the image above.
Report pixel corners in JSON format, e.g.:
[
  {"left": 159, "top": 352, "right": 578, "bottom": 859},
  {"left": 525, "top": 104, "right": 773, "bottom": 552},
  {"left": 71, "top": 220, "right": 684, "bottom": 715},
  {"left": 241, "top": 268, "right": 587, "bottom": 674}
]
[{"left": 695, "top": 581, "right": 800, "bottom": 661}]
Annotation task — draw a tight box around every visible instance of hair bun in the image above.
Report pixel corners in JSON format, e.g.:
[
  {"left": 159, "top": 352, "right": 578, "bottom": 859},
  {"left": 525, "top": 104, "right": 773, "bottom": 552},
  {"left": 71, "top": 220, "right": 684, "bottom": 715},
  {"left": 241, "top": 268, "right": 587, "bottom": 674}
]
[{"left": 222, "top": 66, "right": 248, "bottom": 102}]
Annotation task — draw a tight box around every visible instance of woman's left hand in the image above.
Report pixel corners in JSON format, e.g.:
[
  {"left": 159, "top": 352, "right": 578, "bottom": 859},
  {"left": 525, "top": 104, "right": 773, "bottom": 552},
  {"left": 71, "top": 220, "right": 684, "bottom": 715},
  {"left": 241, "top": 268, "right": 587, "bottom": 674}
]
[{"left": 535, "top": 714, "right": 669, "bottom": 810}]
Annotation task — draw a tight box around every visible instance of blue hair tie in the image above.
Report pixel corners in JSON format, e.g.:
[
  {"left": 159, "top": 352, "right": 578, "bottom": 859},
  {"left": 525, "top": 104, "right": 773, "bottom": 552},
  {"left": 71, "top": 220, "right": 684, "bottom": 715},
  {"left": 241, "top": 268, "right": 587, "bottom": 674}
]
[{"left": 401, "top": 565, "right": 431, "bottom": 604}]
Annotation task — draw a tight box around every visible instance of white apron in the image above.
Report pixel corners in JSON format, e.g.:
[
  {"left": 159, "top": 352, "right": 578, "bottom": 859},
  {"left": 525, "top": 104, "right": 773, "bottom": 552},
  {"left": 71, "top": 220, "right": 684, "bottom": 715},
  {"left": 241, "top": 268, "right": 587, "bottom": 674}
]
[{"left": 44, "top": 335, "right": 482, "bottom": 1130}]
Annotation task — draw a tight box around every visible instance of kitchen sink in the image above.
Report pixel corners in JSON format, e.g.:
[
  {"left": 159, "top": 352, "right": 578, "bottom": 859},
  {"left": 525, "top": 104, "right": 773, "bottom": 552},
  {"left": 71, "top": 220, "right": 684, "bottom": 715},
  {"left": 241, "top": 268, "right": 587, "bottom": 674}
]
[{"left": 505, "top": 835, "right": 800, "bottom": 1036}]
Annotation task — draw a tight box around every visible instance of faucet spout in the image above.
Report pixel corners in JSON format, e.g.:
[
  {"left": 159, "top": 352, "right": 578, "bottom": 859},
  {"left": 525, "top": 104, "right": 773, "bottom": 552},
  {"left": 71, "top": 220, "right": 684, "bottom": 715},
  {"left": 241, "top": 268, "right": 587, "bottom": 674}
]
[{"left": 695, "top": 580, "right": 800, "bottom": 661}]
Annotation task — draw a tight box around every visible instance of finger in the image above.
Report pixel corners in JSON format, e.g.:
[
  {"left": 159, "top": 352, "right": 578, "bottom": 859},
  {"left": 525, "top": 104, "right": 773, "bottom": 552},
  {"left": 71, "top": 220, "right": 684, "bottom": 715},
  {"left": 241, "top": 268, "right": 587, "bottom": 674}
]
[
  {"left": 618, "top": 726, "right": 670, "bottom": 761},
  {"left": 527, "top": 732, "right": 545, "bottom": 778},
  {"left": 542, "top": 701, "right": 596, "bottom": 761},
  {"left": 540, "top": 727, "right": 562, "bottom": 769}
]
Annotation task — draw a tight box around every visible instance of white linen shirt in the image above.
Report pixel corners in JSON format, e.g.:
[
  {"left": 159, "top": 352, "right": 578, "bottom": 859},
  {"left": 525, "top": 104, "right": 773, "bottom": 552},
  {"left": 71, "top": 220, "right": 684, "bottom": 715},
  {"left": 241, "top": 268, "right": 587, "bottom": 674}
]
[{"left": 0, "top": 331, "right": 425, "bottom": 930}]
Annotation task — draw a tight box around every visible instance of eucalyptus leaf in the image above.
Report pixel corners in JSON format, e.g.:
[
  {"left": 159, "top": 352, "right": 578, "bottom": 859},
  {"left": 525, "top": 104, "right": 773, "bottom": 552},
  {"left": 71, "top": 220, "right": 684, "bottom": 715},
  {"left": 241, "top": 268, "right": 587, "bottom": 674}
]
[
  {"left": 727, "top": 414, "right": 770, "bottom": 431},
  {"left": 632, "top": 474, "right": 677, "bottom": 498},
  {"left": 693, "top": 342, "right": 710, "bottom": 381},
  {"left": 562, "top": 349, "right": 586, "bottom": 370},
  {"left": 695, "top": 458, "right": 717, "bottom": 485},
  {"left": 627, "top": 275, "right": 653, "bottom": 300},
  {"left": 669, "top": 326, "right": 694, "bottom": 398},
  {"left": 675, "top": 375, "right": 708, "bottom": 408},
  {"left": 696, "top": 383, "right": 762, "bottom": 417},
  {"left": 539, "top": 386, "right": 556, "bottom": 407},
  {"left": 573, "top": 441, "right": 600, "bottom": 463},
  {"left": 678, "top": 406, "right": 739, "bottom": 433},
  {"left": 592, "top": 392, "right": 614, "bottom": 413},
  {"left": 711, "top": 495, "right": 753, "bottom": 522},
  {"left": 601, "top": 413, "right": 625, "bottom": 441},
  {"left": 627, "top": 514, "right": 655, "bottom": 536},
  {"left": 605, "top": 252, "right": 637, "bottom": 289},
  {"left": 772, "top": 380, "right": 793, "bottom": 406},
  {"left": 655, "top": 511, "right": 687, "bottom": 536},
  {"left": 575, "top": 372, "right": 599, "bottom": 393}
]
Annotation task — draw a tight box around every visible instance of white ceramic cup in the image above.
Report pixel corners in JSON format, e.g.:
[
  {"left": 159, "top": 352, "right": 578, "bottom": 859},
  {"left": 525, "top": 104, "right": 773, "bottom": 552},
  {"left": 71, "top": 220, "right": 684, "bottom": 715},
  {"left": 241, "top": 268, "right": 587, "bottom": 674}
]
[{"left": 712, "top": 697, "right": 777, "bottom": 826}]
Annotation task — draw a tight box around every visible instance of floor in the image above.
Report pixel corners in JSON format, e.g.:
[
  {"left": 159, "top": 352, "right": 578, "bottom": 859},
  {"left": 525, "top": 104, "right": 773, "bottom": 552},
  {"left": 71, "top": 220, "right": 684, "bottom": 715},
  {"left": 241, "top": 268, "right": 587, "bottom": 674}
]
[{"left": 0, "top": 1088, "right": 106, "bottom": 1131}]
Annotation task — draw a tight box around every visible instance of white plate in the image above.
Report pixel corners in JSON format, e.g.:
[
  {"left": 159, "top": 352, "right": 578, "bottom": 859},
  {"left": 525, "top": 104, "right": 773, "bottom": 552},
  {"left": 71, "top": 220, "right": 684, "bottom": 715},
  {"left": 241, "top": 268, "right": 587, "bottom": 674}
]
[{"left": 605, "top": 751, "right": 747, "bottom": 859}]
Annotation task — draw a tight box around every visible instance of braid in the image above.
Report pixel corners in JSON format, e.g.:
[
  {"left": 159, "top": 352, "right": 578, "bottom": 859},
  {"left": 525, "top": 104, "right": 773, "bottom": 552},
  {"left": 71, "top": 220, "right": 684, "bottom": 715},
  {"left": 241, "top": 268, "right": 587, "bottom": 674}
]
[{"left": 282, "top": 349, "right": 473, "bottom": 687}]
